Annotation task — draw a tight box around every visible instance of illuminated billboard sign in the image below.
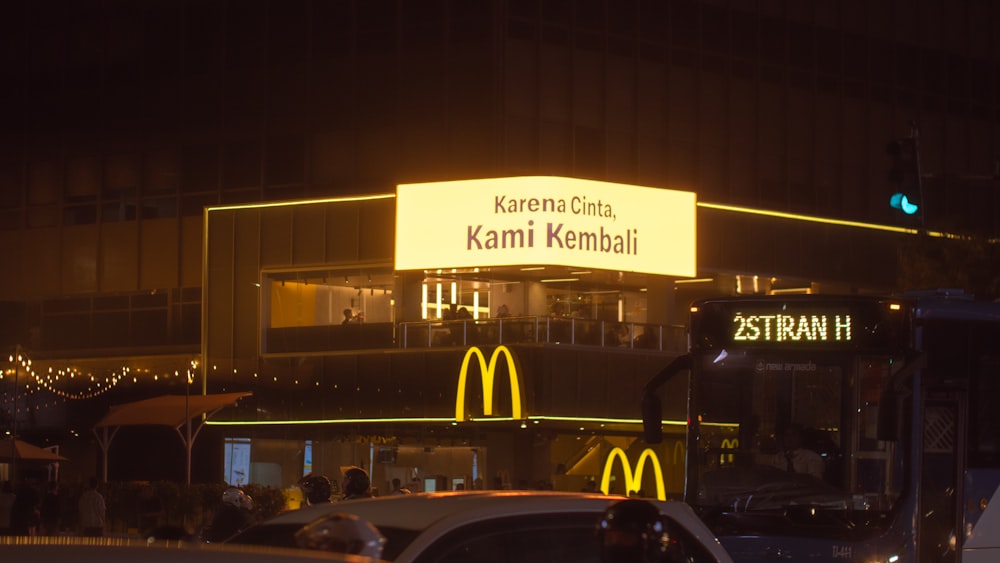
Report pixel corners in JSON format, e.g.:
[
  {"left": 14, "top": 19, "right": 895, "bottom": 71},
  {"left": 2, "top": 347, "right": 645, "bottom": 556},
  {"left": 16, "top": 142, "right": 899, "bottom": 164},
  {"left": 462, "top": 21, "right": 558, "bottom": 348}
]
[
  {"left": 395, "top": 177, "right": 696, "bottom": 277},
  {"left": 455, "top": 345, "right": 525, "bottom": 422}
]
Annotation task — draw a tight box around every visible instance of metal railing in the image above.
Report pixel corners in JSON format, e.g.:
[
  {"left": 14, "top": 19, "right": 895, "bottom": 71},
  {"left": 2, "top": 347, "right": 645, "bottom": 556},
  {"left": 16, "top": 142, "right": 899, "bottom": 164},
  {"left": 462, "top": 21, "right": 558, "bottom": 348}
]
[{"left": 398, "top": 316, "right": 686, "bottom": 353}]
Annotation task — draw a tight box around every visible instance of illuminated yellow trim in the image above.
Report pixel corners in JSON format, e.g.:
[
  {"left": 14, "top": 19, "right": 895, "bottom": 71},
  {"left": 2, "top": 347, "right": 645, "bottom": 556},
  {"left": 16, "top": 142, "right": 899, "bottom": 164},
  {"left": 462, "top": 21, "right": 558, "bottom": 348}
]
[
  {"left": 769, "top": 287, "right": 812, "bottom": 295},
  {"left": 530, "top": 415, "right": 687, "bottom": 426},
  {"left": 601, "top": 447, "right": 667, "bottom": 501},
  {"left": 205, "top": 414, "right": 689, "bottom": 427},
  {"left": 207, "top": 193, "right": 395, "bottom": 212},
  {"left": 455, "top": 345, "right": 524, "bottom": 422},
  {"left": 207, "top": 417, "right": 456, "bottom": 426},
  {"left": 698, "top": 201, "right": 929, "bottom": 235},
  {"left": 701, "top": 421, "right": 741, "bottom": 429}
]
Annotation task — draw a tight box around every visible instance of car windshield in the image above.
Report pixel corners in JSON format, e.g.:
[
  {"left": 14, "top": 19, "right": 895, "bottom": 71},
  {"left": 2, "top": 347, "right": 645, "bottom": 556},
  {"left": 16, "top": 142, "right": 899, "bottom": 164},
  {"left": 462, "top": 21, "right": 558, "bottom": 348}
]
[{"left": 231, "top": 522, "right": 421, "bottom": 561}]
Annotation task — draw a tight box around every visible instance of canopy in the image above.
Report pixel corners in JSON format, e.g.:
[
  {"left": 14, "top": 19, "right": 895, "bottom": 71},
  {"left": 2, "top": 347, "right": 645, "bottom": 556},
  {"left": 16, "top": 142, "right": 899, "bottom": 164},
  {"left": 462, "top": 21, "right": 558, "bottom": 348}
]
[
  {"left": 94, "top": 392, "right": 251, "bottom": 429},
  {"left": 0, "top": 438, "right": 68, "bottom": 463},
  {"left": 93, "top": 392, "right": 251, "bottom": 484}
]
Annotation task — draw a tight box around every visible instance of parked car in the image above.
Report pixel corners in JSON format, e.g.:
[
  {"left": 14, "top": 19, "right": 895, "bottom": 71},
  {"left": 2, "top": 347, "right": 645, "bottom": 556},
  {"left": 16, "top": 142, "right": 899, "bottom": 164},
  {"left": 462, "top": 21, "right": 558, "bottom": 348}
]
[
  {"left": 0, "top": 536, "right": 377, "bottom": 563},
  {"left": 228, "top": 490, "right": 733, "bottom": 563}
]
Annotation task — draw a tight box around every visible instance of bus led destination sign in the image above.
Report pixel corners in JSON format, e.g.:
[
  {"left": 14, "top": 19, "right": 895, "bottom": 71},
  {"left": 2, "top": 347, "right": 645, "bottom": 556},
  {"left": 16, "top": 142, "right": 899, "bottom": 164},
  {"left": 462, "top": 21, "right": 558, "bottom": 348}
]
[{"left": 732, "top": 312, "right": 853, "bottom": 343}]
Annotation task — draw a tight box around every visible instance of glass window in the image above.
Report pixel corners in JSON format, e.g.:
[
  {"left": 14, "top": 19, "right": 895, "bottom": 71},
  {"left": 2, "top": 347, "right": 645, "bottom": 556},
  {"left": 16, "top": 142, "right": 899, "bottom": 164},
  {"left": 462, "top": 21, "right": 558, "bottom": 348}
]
[
  {"left": 222, "top": 141, "right": 261, "bottom": 189},
  {"left": 262, "top": 269, "right": 396, "bottom": 354},
  {"left": 144, "top": 149, "right": 180, "bottom": 194},
  {"left": 265, "top": 135, "right": 305, "bottom": 185},
  {"left": 66, "top": 155, "right": 101, "bottom": 202},
  {"left": 63, "top": 204, "right": 97, "bottom": 225},
  {"left": 182, "top": 144, "right": 219, "bottom": 193},
  {"left": 416, "top": 514, "right": 601, "bottom": 563},
  {"left": 28, "top": 159, "right": 61, "bottom": 205},
  {"left": 140, "top": 196, "right": 177, "bottom": 219}
]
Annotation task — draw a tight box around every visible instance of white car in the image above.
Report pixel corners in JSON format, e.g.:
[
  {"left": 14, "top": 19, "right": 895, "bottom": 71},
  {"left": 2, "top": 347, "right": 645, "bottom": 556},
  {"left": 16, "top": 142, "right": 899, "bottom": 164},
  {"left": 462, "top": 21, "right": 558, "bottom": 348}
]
[
  {"left": 0, "top": 536, "right": 377, "bottom": 563},
  {"left": 229, "top": 490, "right": 733, "bottom": 563}
]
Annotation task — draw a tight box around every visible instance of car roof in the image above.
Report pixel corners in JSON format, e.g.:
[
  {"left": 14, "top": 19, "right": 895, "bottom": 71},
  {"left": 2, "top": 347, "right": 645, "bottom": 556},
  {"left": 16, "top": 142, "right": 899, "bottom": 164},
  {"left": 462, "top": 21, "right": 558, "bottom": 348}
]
[
  {"left": 0, "top": 537, "right": 376, "bottom": 563},
  {"left": 270, "top": 490, "right": 624, "bottom": 529},
  {"left": 251, "top": 491, "right": 731, "bottom": 562}
]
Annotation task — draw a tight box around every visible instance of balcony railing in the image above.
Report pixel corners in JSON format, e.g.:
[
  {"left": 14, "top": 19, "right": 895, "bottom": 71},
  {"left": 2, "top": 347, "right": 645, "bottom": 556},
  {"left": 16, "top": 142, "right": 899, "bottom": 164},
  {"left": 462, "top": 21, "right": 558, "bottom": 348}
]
[
  {"left": 398, "top": 316, "right": 686, "bottom": 353},
  {"left": 264, "top": 317, "right": 687, "bottom": 354}
]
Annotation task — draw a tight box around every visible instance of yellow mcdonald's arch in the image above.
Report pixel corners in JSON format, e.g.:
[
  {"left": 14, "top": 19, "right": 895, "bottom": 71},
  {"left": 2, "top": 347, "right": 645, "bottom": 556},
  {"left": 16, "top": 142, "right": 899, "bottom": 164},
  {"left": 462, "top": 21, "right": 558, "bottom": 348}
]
[
  {"left": 455, "top": 345, "right": 525, "bottom": 422},
  {"left": 719, "top": 438, "right": 739, "bottom": 465},
  {"left": 600, "top": 447, "right": 666, "bottom": 501},
  {"left": 673, "top": 440, "right": 686, "bottom": 465}
]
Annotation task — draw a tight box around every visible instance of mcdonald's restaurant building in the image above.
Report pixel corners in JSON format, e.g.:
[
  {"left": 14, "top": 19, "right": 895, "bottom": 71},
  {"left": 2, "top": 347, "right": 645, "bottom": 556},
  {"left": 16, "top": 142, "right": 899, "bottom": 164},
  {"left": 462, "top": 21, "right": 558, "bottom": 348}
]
[{"left": 199, "top": 175, "right": 910, "bottom": 499}]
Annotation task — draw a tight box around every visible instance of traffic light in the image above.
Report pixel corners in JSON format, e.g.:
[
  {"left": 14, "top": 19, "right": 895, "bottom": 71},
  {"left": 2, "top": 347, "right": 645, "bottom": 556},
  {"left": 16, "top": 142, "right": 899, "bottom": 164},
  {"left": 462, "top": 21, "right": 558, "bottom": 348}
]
[{"left": 886, "top": 137, "right": 921, "bottom": 216}]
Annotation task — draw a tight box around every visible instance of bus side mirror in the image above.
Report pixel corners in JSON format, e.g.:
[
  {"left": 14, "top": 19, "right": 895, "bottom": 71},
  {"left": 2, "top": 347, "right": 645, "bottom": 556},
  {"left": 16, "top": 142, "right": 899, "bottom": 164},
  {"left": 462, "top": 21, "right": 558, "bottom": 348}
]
[
  {"left": 876, "top": 390, "right": 898, "bottom": 441},
  {"left": 642, "top": 393, "right": 663, "bottom": 444}
]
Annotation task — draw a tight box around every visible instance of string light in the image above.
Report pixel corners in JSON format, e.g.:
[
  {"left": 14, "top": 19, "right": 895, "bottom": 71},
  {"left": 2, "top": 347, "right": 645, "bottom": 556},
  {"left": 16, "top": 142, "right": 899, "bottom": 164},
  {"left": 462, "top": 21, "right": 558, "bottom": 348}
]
[{"left": 1, "top": 352, "right": 201, "bottom": 401}]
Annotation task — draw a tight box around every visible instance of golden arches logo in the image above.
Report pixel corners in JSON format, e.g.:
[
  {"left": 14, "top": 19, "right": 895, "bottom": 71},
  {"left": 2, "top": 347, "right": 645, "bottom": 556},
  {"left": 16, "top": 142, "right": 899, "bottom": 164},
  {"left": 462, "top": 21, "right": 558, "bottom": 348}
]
[
  {"left": 455, "top": 345, "right": 525, "bottom": 422},
  {"left": 600, "top": 447, "right": 666, "bottom": 501},
  {"left": 719, "top": 438, "right": 739, "bottom": 465},
  {"left": 673, "top": 440, "right": 686, "bottom": 465}
]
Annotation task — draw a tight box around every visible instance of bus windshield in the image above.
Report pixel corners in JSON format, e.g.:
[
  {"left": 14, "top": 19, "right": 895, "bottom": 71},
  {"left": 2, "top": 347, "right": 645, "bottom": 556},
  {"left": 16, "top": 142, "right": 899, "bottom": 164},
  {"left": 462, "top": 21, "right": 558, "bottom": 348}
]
[
  {"left": 643, "top": 292, "right": 1000, "bottom": 560},
  {"left": 683, "top": 296, "right": 910, "bottom": 535}
]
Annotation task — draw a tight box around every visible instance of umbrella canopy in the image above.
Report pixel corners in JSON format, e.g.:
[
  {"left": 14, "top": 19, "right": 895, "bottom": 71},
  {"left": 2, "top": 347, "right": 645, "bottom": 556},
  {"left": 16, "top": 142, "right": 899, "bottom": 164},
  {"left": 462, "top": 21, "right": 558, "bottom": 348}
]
[
  {"left": 0, "top": 438, "right": 67, "bottom": 463},
  {"left": 91, "top": 391, "right": 252, "bottom": 483},
  {"left": 93, "top": 392, "right": 252, "bottom": 429}
]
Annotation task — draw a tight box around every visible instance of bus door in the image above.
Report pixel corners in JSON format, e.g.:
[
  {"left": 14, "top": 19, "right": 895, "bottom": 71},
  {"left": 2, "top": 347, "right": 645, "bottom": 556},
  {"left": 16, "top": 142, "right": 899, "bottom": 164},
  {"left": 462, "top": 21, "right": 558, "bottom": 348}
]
[{"left": 920, "top": 387, "right": 966, "bottom": 563}]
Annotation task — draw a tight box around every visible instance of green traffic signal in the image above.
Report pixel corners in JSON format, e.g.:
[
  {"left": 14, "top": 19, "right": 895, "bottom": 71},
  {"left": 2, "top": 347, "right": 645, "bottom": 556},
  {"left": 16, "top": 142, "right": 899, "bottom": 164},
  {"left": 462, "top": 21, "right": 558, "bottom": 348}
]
[{"left": 889, "top": 192, "right": 919, "bottom": 215}]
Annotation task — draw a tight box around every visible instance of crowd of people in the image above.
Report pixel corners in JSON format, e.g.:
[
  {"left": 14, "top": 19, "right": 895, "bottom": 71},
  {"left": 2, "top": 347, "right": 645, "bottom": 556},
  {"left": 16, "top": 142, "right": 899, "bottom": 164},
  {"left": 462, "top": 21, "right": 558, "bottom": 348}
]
[
  {"left": 1, "top": 465, "right": 690, "bottom": 563},
  {"left": 0, "top": 475, "right": 105, "bottom": 537}
]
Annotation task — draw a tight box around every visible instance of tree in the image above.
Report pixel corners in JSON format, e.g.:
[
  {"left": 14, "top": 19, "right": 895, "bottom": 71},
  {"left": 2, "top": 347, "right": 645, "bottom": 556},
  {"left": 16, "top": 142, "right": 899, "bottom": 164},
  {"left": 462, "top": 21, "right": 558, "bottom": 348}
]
[{"left": 896, "top": 235, "right": 1000, "bottom": 301}]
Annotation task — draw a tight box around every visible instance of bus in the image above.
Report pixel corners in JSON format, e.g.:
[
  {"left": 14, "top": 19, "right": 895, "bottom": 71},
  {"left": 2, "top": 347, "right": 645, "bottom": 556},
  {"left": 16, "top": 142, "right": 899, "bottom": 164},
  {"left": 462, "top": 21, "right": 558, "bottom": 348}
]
[{"left": 641, "top": 291, "right": 1000, "bottom": 563}]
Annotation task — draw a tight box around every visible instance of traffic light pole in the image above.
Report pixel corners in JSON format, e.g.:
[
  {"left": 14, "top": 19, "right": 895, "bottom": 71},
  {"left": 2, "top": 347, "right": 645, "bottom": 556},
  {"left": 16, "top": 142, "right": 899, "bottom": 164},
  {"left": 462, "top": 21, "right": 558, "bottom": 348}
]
[{"left": 908, "top": 120, "right": 926, "bottom": 230}]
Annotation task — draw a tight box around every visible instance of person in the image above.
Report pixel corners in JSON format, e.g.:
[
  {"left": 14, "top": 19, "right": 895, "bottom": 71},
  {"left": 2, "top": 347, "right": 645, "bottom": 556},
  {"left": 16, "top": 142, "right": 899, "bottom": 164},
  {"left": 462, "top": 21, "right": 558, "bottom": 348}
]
[
  {"left": 0, "top": 480, "right": 16, "bottom": 535},
  {"left": 342, "top": 308, "right": 357, "bottom": 324},
  {"left": 596, "top": 498, "right": 687, "bottom": 563},
  {"left": 455, "top": 306, "right": 477, "bottom": 343},
  {"left": 293, "top": 512, "right": 386, "bottom": 559},
  {"left": 10, "top": 478, "right": 41, "bottom": 536},
  {"left": 634, "top": 326, "right": 658, "bottom": 349},
  {"left": 767, "top": 423, "right": 825, "bottom": 479},
  {"left": 606, "top": 323, "right": 628, "bottom": 347},
  {"left": 341, "top": 466, "right": 372, "bottom": 500},
  {"left": 40, "top": 481, "right": 60, "bottom": 536},
  {"left": 495, "top": 303, "right": 510, "bottom": 318},
  {"left": 202, "top": 487, "right": 254, "bottom": 543},
  {"left": 77, "top": 477, "right": 106, "bottom": 537},
  {"left": 298, "top": 473, "right": 333, "bottom": 506},
  {"left": 389, "top": 478, "right": 411, "bottom": 495}
]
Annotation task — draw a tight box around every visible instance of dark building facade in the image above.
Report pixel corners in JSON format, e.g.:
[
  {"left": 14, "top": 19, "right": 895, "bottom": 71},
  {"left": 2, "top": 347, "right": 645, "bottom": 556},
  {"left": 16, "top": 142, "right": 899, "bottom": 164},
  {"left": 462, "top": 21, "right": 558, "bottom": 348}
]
[{"left": 1, "top": 1, "right": 998, "bottom": 493}]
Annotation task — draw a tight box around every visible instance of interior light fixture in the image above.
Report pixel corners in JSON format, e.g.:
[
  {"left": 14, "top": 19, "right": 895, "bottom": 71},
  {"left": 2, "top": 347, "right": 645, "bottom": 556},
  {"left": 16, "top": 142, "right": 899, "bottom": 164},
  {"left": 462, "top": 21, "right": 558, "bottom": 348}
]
[
  {"left": 769, "top": 287, "right": 812, "bottom": 295},
  {"left": 520, "top": 267, "right": 545, "bottom": 271},
  {"left": 540, "top": 278, "right": 579, "bottom": 283}
]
